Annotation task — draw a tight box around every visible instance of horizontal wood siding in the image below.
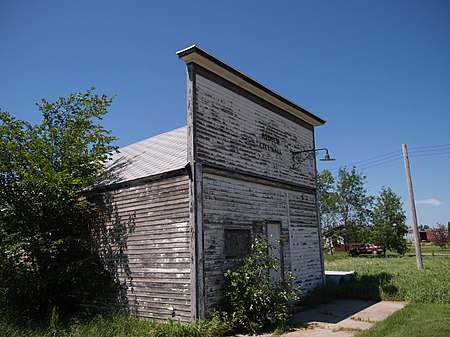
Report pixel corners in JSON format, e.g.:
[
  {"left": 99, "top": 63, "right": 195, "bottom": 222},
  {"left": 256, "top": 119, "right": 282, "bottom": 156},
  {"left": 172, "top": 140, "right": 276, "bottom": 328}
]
[
  {"left": 195, "top": 74, "right": 316, "bottom": 188},
  {"left": 201, "top": 173, "right": 322, "bottom": 313},
  {"left": 288, "top": 192, "right": 324, "bottom": 291},
  {"left": 100, "top": 174, "right": 192, "bottom": 321}
]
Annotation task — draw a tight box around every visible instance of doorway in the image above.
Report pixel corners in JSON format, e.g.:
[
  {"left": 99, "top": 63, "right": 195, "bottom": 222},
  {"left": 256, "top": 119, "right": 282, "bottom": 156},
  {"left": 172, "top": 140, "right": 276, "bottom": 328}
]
[{"left": 267, "top": 222, "right": 282, "bottom": 282}]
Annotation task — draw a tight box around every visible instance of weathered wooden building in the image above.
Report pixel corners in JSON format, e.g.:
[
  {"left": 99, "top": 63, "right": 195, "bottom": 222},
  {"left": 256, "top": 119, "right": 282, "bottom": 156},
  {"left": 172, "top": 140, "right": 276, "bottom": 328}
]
[{"left": 100, "top": 45, "right": 326, "bottom": 321}]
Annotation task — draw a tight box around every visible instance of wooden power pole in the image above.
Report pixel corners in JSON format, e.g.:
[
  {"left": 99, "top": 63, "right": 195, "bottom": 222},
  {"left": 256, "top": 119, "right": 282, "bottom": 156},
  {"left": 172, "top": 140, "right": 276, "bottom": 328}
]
[{"left": 402, "top": 144, "right": 423, "bottom": 270}]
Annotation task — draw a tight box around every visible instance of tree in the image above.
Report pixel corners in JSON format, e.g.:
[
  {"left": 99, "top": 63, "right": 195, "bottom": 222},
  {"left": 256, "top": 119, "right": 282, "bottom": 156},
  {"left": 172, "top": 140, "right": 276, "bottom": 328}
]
[
  {"left": 317, "top": 170, "right": 339, "bottom": 252},
  {"left": 419, "top": 224, "right": 430, "bottom": 231},
  {"left": 430, "top": 223, "right": 449, "bottom": 250},
  {"left": 0, "top": 88, "right": 117, "bottom": 317},
  {"left": 318, "top": 167, "right": 373, "bottom": 250},
  {"left": 370, "top": 187, "right": 408, "bottom": 255}
]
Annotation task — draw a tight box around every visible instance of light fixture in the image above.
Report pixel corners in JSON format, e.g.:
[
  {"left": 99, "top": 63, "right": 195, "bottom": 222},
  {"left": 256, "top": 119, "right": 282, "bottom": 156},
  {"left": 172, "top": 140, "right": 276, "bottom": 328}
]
[{"left": 291, "top": 148, "right": 335, "bottom": 162}]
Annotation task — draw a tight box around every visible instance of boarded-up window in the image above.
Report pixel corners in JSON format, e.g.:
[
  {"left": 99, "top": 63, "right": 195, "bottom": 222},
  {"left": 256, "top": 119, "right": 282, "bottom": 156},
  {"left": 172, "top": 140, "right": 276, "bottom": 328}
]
[{"left": 224, "top": 229, "right": 251, "bottom": 258}]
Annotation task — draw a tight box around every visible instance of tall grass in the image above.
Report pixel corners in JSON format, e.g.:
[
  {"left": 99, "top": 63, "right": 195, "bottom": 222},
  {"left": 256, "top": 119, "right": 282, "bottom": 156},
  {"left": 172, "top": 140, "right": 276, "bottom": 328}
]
[
  {"left": 2, "top": 254, "right": 448, "bottom": 336},
  {"left": 0, "top": 314, "right": 230, "bottom": 337},
  {"left": 324, "top": 255, "right": 450, "bottom": 304},
  {"left": 321, "top": 253, "right": 450, "bottom": 337},
  {"left": 406, "top": 242, "right": 450, "bottom": 256}
]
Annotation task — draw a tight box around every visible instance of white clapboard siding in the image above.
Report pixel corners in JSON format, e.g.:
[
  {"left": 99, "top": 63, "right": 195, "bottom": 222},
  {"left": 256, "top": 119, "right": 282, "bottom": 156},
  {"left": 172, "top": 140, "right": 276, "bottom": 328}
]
[
  {"left": 101, "top": 174, "right": 192, "bottom": 321},
  {"left": 195, "top": 75, "right": 316, "bottom": 188},
  {"left": 288, "top": 192, "right": 323, "bottom": 291},
  {"left": 201, "top": 173, "right": 322, "bottom": 313}
]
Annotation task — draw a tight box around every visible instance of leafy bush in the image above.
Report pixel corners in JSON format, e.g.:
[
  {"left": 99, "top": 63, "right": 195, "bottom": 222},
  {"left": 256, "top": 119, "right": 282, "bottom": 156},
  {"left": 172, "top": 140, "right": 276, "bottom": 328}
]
[
  {"left": 430, "top": 223, "right": 449, "bottom": 250},
  {"left": 220, "top": 238, "right": 300, "bottom": 333},
  {"left": 0, "top": 89, "right": 118, "bottom": 318}
]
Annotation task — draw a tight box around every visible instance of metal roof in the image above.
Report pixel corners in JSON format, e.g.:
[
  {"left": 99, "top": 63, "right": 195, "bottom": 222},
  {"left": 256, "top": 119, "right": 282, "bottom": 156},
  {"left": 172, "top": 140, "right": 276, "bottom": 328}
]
[{"left": 104, "top": 126, "right": 187, "bottom": 185}]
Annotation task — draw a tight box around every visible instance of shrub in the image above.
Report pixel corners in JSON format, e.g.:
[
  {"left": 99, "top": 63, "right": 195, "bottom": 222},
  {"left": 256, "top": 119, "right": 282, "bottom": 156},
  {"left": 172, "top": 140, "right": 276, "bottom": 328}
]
[
  {"left": 220, "top": 238, "right": 300, "bottom": 333},
  {"left": 430, "top": 223, "right": 449, "bottom": 250},
  {"left": 0, "top": 89, "right": 118, "bottom": 318}
]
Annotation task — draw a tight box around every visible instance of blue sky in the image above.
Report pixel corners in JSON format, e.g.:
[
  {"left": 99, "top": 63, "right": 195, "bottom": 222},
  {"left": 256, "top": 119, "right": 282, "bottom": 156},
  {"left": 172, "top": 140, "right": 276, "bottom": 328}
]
[{"left": 1, "top": 0, "right": 449, "bottom": 228}]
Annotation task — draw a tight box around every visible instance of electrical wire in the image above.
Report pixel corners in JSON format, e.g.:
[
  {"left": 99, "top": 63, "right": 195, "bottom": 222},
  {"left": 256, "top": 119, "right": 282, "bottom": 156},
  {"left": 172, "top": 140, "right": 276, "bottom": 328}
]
[
  {"left": 355, "top": 156, "right": 404, "bottom": 170},
  {"left": 334, "top": 149, "right": 400, "bottom": 167},
  {"left": 409, "top": 150, "right": 450, "bottom": 158},
  {"left": 323, "top": 144, "right": 450, "bottom": 173},
  {"left": 408, "top": 147, "right": 450, "bottom": 155},
  {"left": 409, "top": 144, "right": 450, "bottom": 150}
]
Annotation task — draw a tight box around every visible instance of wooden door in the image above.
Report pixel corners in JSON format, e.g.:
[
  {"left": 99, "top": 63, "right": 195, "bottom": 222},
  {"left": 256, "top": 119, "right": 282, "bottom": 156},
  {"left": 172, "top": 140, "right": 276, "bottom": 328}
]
[{"left": 267, "top": 223, "right": 282, "bottom": 282}]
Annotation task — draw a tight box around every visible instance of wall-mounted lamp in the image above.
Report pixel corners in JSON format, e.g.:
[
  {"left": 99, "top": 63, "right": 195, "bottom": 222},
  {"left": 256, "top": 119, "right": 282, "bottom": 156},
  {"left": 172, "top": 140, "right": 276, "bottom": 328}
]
[{"left": 291, "top": 148, "right": 335, "bottom": 162}]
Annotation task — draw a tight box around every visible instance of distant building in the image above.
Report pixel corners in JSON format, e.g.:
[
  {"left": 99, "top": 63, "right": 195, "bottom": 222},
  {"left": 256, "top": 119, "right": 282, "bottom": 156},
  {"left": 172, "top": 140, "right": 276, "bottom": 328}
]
[
  {"left": 406, "top": 228, "right": 436, "bottom": 242},
  {"left": 97, "top": 46, "right": 327, "bottom": 320},
  {"left": 405, "top": 229, "right": 414, "bottom": 242}
]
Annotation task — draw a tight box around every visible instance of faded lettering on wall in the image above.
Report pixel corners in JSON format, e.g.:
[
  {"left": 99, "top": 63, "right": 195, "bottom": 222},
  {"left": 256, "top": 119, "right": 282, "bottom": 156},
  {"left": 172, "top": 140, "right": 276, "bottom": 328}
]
[{"left": 242, "top": 131, "right": 282, "bottom": 155}]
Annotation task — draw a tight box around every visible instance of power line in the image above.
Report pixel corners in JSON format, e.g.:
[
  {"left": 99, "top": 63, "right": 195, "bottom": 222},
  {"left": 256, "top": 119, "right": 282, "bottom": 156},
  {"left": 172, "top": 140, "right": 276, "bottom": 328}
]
[
  {"left": 409, "top": 143, "right": 450, "bottom": 150},
  {"left": 409, "top": 150, "right": 450, "bottom": 158},
  {"left": 408, "top": 147, "right": 450, "bottom": 155},
  {"left": 356, "top": 156, "right": 404, "bottom": 171},
  {"left": 356, "top": 152, "right": 403, "bottom": 168},
  {"left": 334, "top": 149, "right": 401, "bottom": 167},
  {"left": 323, "top": 144, "right": 450, "bottom": 173},
  {"left": 326, "top": 150, "right": 402, "bottom": 173}
]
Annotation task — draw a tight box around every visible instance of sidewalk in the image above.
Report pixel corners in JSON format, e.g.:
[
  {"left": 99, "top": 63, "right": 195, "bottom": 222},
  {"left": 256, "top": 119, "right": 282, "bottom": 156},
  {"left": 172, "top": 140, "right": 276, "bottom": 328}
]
[
  {"left": 284, "top": 299, "right": 406, "bottom": 336},
  {"left": 238, "top": 299, "right": 406, "bottom": 337}
]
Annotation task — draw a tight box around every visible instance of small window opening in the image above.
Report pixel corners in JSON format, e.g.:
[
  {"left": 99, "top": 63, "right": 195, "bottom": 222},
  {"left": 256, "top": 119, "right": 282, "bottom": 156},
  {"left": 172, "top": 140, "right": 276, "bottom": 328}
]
[{"left": 224, "top": 229, "right": 251, "bottom": 258}]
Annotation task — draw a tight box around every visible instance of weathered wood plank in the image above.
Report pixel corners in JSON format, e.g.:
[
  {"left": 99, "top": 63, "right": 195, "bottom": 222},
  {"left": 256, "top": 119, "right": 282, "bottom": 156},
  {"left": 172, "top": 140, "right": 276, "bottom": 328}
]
[
  {"left": 194, "top": 75, "right": 316, "bottom": 188},
  {"left": 99, "top": 174, "right": 192, "bottom": 321},
  {"left": 199, "top": 172, "right": 323, "bottom": 312}
]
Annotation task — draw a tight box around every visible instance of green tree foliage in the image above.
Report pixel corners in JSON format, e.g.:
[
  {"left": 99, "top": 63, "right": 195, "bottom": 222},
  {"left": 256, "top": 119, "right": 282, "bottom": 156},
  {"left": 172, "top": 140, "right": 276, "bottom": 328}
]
[
  {"left": 317, "top": 170, "right": 337, "bottom": 228},
  {"left": 0, "top": 88, "right": 117, "bottom": 317},
  {"left": 221, "top": 239, "right": 300, "bottom": 333},
  {"left": 430, "top": 223, "right": 449, "bottom": 250},
  {"left": 318, "top": 167, "right": 373, "bottom": 249},
  {"left": 370, "top": 187, "right": 408, "bottom": 255},
  {"left": 418, "top": 224, "right": 430, "bottom": 231}
]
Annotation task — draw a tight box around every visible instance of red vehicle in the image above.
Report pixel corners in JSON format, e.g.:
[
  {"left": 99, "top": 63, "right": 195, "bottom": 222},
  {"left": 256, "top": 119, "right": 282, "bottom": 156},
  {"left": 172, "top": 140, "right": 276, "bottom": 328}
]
[{"left": 349, "top": 243, "right": 385, "bottom": 257}]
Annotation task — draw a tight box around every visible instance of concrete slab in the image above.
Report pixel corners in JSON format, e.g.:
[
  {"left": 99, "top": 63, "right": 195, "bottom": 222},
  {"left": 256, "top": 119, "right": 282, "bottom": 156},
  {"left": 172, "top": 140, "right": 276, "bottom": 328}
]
[
  {"left": 325, "top": 271, "right": 356, "bottom": 286},
  {"left": 350, "top": 301, "right": 406, "bottom": 322},
  {"left": 282, "top": 299, "right": 407, "bottom": 337},
  {"left": 237, "top": 299, "right": 406, "bottom": 336}
]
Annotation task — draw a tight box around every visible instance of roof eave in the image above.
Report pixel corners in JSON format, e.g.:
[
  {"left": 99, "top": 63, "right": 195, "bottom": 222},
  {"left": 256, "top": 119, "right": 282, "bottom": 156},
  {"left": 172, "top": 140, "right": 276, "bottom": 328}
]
[{"left": 177, "top": 45, "right": 326, "bottom": 127}]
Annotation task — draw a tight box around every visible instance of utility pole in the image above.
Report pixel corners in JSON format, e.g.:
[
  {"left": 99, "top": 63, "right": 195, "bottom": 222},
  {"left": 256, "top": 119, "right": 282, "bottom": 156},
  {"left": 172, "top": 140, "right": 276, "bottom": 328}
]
[{"left": 402, "top": 144, "right": 423, "bottom": 270}]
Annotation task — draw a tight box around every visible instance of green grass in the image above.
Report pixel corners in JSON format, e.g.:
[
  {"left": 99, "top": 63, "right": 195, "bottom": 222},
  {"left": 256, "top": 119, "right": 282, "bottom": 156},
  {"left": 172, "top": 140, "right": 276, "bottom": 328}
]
[
  {"left": 355, "top": 303, "right": 450, "bottom": 337},
  {"left": 323, "top": 250, "right": 350, "bottom": 261},
  {"left": 0, "top": 314, "right": 230, "bottom": 337},
  {"left": 406, "top": 242, "right": 450, "bottom": 256},
  {"left": 325, "top": 254, "right": 449, "bottom": 304},
  {"left": 2, "top": 253, "right": 449, "bottom": 336},
  {"left": 321, "top": 253, "right": 450, "bottom": 337}
]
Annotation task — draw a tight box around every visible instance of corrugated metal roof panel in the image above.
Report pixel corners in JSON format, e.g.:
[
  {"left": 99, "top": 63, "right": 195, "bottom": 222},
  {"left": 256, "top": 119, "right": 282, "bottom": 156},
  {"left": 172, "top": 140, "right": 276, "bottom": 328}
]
[{"left": 105, "top": 126, "right": 187, "bottom": 185}]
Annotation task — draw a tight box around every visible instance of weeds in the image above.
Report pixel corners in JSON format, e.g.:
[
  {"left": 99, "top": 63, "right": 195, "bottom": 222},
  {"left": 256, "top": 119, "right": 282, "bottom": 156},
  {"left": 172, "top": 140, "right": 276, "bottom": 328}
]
[
  {"left": 324, "top": 255, "right": 450, "bottom": 304},
  {"left": 220, "top": 238, "right": 301, "bottom": 333},
  {"left": 2, "top": 253, "right": 448, "bottom": 336},
  {"left": 0, "top": 314, "right": 230, "bottom": 337}
]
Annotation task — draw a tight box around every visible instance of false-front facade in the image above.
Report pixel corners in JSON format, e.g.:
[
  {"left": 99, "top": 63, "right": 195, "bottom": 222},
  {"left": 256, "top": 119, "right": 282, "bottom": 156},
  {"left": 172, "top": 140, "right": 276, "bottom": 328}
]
[{"left": 99, "top": 46, "right": 326, "bottom": 321}]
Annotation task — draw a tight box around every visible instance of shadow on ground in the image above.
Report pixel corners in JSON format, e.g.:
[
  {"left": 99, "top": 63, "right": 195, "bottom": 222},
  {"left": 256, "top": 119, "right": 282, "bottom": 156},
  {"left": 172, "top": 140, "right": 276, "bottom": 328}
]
[
  {"left": 301, "top": 271, "right": 398, "bottom": 309},
  {"left": 290, "top": 299, "right": 378, "bottom": 326},
  {"left": 290, "top": 270, "right": 401, "bottom": 328}
]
